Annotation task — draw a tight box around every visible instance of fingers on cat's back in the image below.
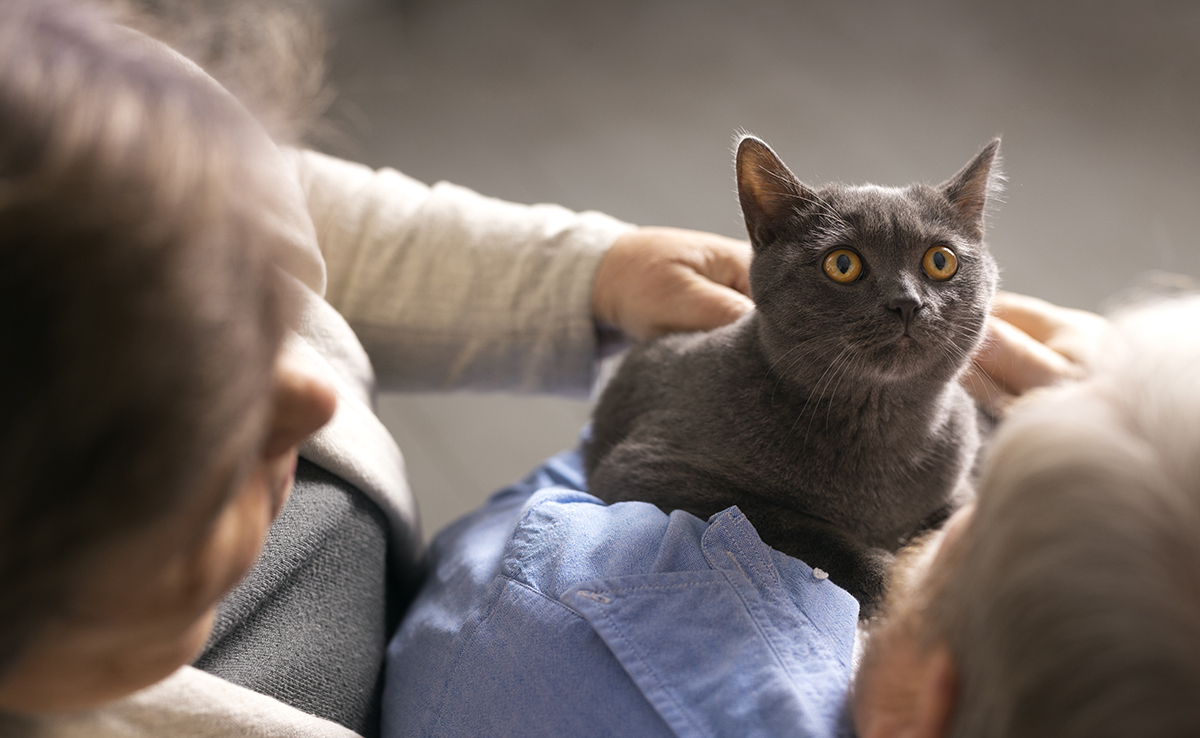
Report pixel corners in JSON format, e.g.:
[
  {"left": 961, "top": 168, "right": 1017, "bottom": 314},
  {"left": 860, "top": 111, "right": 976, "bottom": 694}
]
[
  {"left": 976, "top": 316, "right": 1081, "bottom": 396},
  {"left": 990, "top": 291, "right": 1072, "bottom": 341},
  {"left": 991, "top": 291, "right": 1109, "bottom": 367}
]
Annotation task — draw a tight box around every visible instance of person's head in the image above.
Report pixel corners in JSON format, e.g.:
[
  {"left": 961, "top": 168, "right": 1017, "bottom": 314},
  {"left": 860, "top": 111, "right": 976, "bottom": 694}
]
[
  {"left": 854, "top": 295, "right": 1200, "bottom": 737},
  {"left": 0, "top": 1, "right": 335, "bottom": 711}
]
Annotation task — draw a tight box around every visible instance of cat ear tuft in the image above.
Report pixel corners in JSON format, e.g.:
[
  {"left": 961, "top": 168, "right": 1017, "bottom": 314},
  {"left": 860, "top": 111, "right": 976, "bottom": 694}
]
[
  {"left": 736, "top": 135, "right": 816, "bottom": 250},
  {"left": 938, "top": 138, "right": 1004, "bottom": 239}
]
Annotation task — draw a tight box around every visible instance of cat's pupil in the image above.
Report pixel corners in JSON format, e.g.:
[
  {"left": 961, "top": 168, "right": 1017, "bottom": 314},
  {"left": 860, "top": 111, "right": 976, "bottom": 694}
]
[
  {"left": 933, "top": 252, "right": 946, "bottom": 270},
  {"left": 836, "top": 254, "right": 851, "bottom": 273}
]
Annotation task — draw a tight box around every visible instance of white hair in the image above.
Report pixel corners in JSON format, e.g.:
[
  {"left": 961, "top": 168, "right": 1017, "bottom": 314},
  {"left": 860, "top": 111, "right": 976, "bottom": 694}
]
[{"left": 934, "top": 295, "right": 1200, "bottom": 738}]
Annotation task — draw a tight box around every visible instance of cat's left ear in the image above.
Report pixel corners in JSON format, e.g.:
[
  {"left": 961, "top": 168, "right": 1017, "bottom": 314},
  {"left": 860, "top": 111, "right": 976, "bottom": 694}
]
[{"left": 937, "top": 139, "right": 1003, "bottom": 240}]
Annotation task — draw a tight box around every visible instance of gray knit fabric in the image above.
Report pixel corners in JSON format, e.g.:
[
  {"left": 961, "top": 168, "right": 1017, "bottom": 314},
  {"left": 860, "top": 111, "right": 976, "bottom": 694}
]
[{"left": 194, "top": 459, "right": 401, "bottom": 738}]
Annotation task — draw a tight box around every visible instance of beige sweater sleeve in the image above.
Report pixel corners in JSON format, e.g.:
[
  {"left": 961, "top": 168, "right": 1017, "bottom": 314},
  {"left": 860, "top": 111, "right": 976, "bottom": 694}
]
[
  {"left": 292, "top": 149, "right": 635, "bottom": 396},
  {"left": 3, "top": 667, "right": 362, "bottom": 738}
]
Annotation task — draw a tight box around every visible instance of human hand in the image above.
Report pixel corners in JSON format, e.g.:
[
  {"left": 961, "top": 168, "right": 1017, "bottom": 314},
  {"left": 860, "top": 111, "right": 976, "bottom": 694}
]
[
  {"left": 591, "top": 226, "right": 754, "bottom": 341},
  {"left": 963, "top": 291, "right": 1109, "bottom": 417}
]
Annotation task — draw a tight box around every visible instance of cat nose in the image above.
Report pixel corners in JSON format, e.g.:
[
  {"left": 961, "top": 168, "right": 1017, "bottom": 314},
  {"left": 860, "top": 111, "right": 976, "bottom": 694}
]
[{"left": 888, "top": 295, "right": 923, "bottom": 324}]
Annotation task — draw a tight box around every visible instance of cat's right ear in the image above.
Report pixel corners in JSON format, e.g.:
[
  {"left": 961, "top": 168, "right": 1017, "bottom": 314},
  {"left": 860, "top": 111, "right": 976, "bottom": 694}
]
[
  {"left": 736, "top": 135, "right": 817, "bottom": 251},
  {"left": 937, "top": 138, "right": 1003, "bottom": 241}
]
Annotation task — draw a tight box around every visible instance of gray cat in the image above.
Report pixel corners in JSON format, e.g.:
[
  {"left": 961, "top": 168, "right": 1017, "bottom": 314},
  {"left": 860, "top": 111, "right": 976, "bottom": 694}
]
[{"left": 585, "top": 135, "right": 1000, "bottom": 614}]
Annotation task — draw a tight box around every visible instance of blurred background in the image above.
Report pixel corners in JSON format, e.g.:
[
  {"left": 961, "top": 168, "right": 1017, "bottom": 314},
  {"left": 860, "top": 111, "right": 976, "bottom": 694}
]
[{"left": 304, "top": 0, "right": 1200, "bottom": 538}]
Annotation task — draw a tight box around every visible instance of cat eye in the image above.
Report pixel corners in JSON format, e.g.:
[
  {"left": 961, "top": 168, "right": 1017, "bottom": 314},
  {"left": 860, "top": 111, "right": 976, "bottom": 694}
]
[
  {"left": 823, "top": 249, "right": 863, "bottom": 284},
  {"left": 922, "top": 246, "right": 958, "bottom": 281}
]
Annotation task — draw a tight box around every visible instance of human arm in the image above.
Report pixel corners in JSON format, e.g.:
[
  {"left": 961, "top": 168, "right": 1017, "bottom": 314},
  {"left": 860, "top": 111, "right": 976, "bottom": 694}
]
[
  {"left": 292, "top": 150, "right": 754, "bottom": 394},
  {"left": 293, "top": 149, "right": 630, "bottom": 394},
  {"left": 963, "top": 291, "right": 1109, "bottom": 416}
]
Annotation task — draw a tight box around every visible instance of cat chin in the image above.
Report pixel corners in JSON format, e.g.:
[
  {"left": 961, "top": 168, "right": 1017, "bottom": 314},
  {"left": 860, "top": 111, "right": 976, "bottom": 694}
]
[{"left": 859, "top": 342, "right": 954, "bottom": 384}]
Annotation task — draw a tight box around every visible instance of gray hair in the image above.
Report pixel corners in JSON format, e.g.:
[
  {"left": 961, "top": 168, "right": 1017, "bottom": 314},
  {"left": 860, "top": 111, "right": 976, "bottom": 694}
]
[{"left": 932, "top": 295, "right": 1200, "bottom": 737}]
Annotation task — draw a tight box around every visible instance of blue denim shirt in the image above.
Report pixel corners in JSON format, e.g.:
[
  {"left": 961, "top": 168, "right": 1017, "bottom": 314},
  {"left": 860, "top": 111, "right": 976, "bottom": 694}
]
[{"left": 383, "top": 448, "right": 860, "bottom": 738}]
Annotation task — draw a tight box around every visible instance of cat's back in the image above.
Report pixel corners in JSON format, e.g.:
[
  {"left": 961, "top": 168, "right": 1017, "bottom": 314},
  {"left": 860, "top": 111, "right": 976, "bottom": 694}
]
[{"left": 585, "top": 313, "right": 761, "bottom": 476}]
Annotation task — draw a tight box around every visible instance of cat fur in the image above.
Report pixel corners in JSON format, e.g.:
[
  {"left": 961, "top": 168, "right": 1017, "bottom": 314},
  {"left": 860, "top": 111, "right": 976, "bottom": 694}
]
[{"left": 585, "top": 135, "right": 1001, "bottom": 614}]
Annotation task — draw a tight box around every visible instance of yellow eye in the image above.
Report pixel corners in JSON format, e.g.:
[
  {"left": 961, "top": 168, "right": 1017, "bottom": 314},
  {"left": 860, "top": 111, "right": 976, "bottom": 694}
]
[
  {"left": 922, "top": 246, "right": 958, "bottom": 281},
  {"left": 823, "top": 249, "right": 862, "bottom": 283}
]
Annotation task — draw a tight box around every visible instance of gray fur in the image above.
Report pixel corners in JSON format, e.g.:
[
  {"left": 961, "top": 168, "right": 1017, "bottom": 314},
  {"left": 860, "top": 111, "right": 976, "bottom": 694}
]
[{"left": 586, "top": 136, "right": 1001, "bottom": 614}]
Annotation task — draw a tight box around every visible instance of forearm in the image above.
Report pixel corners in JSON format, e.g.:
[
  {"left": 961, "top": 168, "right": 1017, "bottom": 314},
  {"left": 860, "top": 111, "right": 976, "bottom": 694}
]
[{"left": 292, "top": 149, "right": 633, "bottom": 394}]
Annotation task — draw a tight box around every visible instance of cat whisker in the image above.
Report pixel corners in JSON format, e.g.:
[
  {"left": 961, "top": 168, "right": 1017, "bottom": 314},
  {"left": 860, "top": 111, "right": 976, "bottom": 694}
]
[
  {"left": 796, "top": 346, "right": 859, "bottom": 447},
  {"left": 927, "top": 335, "right": 1006, "bottom": 413},
  {"left": 792, "top": 192, "right": 853, "bottom": 233},
  {"left": 939, "top": 320, "right": 989, "bottom": 346},
  {"left": 791, "top": 355, "right": 845, "bottom": 444},
  {"left": 821, "top": 348, "right": 861, "bottom": 434},
  {"left": 804, "top": 189, "right": 853, "bottom": 231},
  {"left": 753, "top": 166, "right": 851, "bottom": 231},
  {"left": 929, "top": 334, "right": 974, "bottom": 369},
  {"left": 965, "top": 356, "right": 1007, "bottom": 414},
  {"left": 761, "top": 339, "right": 823, "bottom": 402},
  {"left": 796, "top": 343, "right": 857, "bottom": 419}
]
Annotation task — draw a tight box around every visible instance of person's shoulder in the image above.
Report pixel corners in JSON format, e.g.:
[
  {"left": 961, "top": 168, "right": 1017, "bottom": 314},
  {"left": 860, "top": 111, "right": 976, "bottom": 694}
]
[
  {"left": 395, "top": 472, "right": 861, "bottom": 738},
  {"left": 9, "top": 667, "right": 359, "bottom": 738},
  {"left": 498, "top": 487, "right": 692, "bottom": 601}
]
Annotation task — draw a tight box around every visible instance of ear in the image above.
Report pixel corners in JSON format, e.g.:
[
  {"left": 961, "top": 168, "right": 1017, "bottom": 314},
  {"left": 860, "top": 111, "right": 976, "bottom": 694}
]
[
  {"left": 736, "top": 134, "right": 817, "bottom": 251},
  {"left": 937, "top": 138, "right": 1002, "bottom": 240},
  {"left": 856, "top": 641, "right": 958, "bottom": 738},
  {"left": 910, "top": 644, "right": 957, "bottom": 738}
]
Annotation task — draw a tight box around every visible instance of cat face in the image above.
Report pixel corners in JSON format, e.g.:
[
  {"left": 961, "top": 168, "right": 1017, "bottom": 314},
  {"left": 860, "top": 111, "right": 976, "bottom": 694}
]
[{"left": 737, "top": 136, "right": 1001, "bottom": 386}]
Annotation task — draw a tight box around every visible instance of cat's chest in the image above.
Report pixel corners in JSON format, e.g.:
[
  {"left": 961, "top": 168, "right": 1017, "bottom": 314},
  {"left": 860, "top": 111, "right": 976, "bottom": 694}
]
[
  {"left": 630, "top": 324, "right": 974, "bottom": 488},
  {"left": 678, "top": 369, "right": 974, "bottom": 528},
  {"left": 718, "top": 393, "right": 943, "bottom": 482}
]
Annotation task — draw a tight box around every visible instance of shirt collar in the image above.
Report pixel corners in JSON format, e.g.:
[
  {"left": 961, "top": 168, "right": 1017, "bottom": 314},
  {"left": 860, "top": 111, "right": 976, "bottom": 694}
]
[{"left": 564, "top": 506, "right": 858, "bottom": 738}]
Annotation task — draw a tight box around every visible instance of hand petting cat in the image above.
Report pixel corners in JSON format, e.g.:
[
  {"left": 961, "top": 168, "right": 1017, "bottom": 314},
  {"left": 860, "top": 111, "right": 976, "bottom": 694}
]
[
  {"left": 591, "top": 226, "right": 754, "bottom": 340},
  {"left": 964, "top": 291, "right": 1109, "bottom": 416}
]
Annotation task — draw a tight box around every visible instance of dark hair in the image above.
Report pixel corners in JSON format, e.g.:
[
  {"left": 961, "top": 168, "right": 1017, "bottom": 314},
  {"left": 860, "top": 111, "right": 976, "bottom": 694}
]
[{"left": 0, "top": 1, "right": 288, "bottom": 672}]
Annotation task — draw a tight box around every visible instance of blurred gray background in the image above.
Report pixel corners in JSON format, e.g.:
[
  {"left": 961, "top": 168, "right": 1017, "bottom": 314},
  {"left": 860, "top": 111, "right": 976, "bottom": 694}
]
[{"left": 310, "top": 0, "right": 1200, "bottom": 539}]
